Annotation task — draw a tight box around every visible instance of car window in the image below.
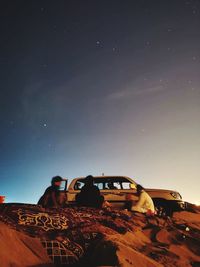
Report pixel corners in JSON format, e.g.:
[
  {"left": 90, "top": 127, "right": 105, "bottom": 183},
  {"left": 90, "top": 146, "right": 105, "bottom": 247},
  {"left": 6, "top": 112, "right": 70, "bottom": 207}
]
[
  {"left": 121, "top": 181, "right": 136, "bottom": 189},
  {"left": 74, "top": 181, "right": 104, "bottom": 190},
  {"left": 73, "top": 178, "right": 136, "bottom": 191},
  {"left": 94, "top": 182, "right": 103, "bottom": 190},
  {"left": 74, "top": 181, "right": 84, "bottom": 190},
  {"left": 121, "top": 182, "right": 134, "bottom": 189},
  {"left": 113, "top": 182, "right": 121, "bottom": 189},
  {"left": 104, "top": 181, "right": 121, "bottom": 189},
  {"left": 105, "top": 182, "right": 116, "bottom": 189}
]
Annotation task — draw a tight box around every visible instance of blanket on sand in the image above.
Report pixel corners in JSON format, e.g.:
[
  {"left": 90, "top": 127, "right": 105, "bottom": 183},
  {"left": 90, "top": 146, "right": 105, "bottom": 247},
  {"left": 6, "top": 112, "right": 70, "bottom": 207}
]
[{"left": 0, "top": 203, "right": 131, "bottom": 265}]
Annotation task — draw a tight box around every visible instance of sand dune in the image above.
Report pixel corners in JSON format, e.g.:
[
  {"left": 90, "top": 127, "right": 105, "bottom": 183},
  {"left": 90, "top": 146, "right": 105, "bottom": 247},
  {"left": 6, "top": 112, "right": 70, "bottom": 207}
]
[{"left": 0, "top": 203, "right": 200, "bottom": 267}]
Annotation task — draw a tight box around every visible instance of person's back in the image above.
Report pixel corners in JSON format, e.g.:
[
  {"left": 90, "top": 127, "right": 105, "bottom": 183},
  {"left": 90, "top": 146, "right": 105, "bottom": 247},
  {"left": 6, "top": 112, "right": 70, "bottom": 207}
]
[
  {"left": 138, "top": 191, "right": 155, "bottom": 213},
  {"left": 38, "top": 176, "right": 63, "bottom": 208},
  {"left": 131, "top": 184, "right": 155, "bottom": 214},
  {"left": 76, "top": 175, "right": 104, "bottom": 208}
]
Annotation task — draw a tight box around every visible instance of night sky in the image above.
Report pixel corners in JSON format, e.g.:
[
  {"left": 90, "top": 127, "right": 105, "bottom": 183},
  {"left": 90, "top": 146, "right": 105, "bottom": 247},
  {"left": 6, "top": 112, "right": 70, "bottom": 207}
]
[{"left": 0, "top": 0, "right": 200, "bottom": 204}]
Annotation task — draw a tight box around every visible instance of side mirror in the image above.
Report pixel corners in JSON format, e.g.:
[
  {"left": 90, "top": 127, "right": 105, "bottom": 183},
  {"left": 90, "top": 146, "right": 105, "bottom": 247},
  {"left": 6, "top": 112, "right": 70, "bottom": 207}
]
[{"left": 63, "top": 179, "right": 68, "bottom": 192}]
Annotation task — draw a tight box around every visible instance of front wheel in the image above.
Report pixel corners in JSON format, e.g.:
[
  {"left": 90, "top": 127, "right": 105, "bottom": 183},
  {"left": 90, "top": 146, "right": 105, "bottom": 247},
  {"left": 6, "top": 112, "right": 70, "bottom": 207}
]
[{"left": 154, "top": 200, "right": 173, "bottom": 217}]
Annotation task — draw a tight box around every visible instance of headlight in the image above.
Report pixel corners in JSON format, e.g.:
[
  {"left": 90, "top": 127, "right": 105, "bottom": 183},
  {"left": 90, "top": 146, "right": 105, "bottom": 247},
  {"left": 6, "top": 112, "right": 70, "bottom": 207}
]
[{"left": 170, "top": 192, "right": 181, "bottom": 199}]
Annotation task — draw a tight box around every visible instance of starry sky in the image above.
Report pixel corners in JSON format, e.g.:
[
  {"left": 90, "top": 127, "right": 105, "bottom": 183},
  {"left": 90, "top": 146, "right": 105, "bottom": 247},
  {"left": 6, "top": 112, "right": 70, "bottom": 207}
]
[{"left": 0, "top": 0, "right": 200, "bottom": 204}]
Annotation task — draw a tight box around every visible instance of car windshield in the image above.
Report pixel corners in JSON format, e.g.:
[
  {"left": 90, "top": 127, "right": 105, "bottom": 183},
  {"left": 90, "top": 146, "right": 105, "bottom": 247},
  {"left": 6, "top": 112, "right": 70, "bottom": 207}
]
[{"left": 74, "top": 177, "right": 136, "bottom": 190}]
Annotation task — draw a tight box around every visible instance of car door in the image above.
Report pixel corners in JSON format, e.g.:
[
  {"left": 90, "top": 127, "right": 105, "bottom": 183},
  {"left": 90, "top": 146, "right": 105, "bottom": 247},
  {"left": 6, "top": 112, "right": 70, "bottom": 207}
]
[{"left": 100, "top": 179, "right": 138, "bottom": 209}]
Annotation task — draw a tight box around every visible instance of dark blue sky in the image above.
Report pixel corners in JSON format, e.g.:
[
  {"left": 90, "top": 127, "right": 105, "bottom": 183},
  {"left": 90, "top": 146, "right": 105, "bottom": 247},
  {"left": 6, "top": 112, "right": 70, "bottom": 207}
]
[{"left": 0, "top": 0, "right": 200, "bottom": 204}]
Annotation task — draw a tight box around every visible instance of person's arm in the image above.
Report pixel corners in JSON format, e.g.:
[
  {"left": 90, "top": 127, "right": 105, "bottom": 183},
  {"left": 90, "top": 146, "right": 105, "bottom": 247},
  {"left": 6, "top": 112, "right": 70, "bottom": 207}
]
[
  {"left": 51, "top": 191, "right": 58, "bottom": 207},
  {"left": 42, "top": 193, "right": 49, "bottom": 207},
  {"left": 40, "top": 187, "right": 52, "bottom": 207},
  {"left": 94, "top": 186, "right": 101, "bottom": 195}
]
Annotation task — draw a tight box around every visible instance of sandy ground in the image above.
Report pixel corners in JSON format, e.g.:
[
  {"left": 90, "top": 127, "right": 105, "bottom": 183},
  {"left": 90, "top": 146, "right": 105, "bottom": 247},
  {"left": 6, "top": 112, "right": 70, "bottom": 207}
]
[
  {"left": 0, "top": 222, "right": 52, "bottom": 267},
  {"left": 0, "top": 204, "right": 200, "bottom": 267}
]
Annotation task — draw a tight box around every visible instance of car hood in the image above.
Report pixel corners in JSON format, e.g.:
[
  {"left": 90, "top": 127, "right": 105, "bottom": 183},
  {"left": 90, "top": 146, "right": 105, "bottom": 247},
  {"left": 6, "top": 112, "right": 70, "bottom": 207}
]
[
  {"left": 145, "top": 188, "right": 178, "bottom": 193},
  {"left": 145, "top": 188, "right": 182, "bottom": 199}
]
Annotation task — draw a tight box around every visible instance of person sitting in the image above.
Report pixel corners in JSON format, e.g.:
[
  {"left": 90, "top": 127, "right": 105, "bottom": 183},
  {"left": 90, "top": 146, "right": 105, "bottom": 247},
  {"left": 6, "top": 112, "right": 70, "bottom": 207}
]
[
  {"left": 38, "top": 176, "right": 63, "bottom": 208},
  {"left": 131, "top": 184, "right": 155, "bottom": 215},
  {"left": 76, "top": 175, "right": 104, "bottom": 208}
]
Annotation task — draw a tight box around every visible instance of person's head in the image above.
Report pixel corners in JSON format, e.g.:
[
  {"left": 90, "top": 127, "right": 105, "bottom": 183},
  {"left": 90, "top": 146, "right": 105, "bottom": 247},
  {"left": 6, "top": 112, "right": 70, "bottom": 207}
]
[
  {"left": 51, "top": 176, "right": 63, "bottom": 187},
  {"left": 136, "top": 184, "right": 145, "bottom": 194},
  {"left": 84, "top": 175, "right": 94, "bottom": 186}
]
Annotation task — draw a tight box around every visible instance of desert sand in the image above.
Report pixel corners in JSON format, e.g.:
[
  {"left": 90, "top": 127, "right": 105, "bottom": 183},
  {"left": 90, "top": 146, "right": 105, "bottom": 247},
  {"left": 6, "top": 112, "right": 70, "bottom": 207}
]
[{"left": 0, "top": 203, "right": 200, "bottom": 267}]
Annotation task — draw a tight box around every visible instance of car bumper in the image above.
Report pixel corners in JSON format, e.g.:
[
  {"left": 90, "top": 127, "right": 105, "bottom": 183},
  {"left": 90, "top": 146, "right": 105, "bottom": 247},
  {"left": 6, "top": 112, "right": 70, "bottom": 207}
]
[{"left": 167, "top": 200, "right": 186, "bottom": 211}]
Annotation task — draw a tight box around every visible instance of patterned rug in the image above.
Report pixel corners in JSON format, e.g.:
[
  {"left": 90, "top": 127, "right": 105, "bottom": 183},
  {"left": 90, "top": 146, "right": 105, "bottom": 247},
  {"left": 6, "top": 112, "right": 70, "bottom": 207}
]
[{"left": 0, "top": 203, "right": 131, "bottom": 265}]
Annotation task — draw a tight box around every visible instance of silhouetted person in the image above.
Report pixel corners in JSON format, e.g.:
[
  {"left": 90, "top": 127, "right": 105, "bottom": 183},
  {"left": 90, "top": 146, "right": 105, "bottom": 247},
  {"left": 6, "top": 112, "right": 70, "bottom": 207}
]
[
  {"left": 131, "top": 184, "right": 155, "bottom": 214},
  {"left": 38, "top": 176, "right": 63, "bottom": 208},
  {"left": 76, "top": 175, "right": 104, "bottom": 208}
]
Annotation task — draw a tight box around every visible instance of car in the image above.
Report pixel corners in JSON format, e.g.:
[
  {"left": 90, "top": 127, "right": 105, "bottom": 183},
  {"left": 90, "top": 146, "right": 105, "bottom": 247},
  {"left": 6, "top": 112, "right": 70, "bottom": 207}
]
[{"left": 64, "top": 176, "right": 186, "bottom": 216}]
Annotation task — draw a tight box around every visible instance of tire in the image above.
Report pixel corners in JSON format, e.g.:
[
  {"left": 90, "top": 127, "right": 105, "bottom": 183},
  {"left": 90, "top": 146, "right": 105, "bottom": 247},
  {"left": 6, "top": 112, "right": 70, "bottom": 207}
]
[{"left": 153, "top": 199, "right": 173, "bottom": 217}]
